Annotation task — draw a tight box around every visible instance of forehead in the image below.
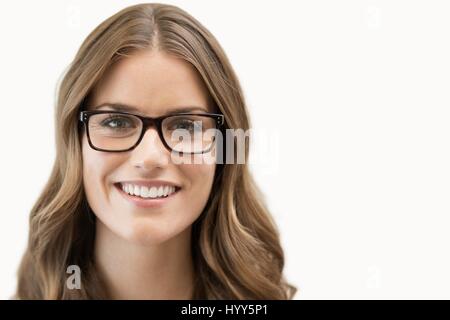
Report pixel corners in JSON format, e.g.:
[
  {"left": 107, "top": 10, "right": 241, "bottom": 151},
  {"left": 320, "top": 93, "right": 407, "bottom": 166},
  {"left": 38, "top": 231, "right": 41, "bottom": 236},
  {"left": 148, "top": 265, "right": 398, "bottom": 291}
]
[{"left": 87, "top": 50, "right": 213, "bottom": 115}]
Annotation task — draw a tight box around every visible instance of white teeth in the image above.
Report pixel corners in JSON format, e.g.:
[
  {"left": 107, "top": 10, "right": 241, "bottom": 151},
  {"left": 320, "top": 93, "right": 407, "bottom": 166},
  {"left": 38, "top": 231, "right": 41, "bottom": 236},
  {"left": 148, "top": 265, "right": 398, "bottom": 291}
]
[
  {"left": 121, "top": 183, "right": 177, "bottom": 199},
  {"left": 141, "top": 186, "right": 149, "bottom": 197},
  {"left": 149, "top": 187, "right": 157, "bottom": 198}
]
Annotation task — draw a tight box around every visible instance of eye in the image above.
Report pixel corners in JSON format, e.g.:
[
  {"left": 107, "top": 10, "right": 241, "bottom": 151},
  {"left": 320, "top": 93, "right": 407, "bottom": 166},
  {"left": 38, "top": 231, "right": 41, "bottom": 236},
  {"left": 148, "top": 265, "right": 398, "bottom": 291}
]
[
  {"left": 174, "top": 120, "right": 195, "bottom": 130},
  {"left": 101, "top": 116, "right": 135, "bottom": 129},
  {"left": 167, "top": 118, "right": 203, "bottom": 132}
]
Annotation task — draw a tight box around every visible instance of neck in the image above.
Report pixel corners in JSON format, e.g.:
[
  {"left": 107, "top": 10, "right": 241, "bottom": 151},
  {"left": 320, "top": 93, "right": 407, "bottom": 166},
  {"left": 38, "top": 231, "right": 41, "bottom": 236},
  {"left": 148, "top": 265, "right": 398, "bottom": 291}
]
[{"left": 94, "top": 220, "right": 195, "bottom": 299}]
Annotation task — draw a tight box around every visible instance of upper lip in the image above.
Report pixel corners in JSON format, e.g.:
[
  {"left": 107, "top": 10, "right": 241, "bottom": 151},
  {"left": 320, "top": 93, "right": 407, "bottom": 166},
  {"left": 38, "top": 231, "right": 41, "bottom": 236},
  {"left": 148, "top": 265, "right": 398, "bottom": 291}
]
[{"left": 116, "top": 180, "right": 181, "bottom": 188}]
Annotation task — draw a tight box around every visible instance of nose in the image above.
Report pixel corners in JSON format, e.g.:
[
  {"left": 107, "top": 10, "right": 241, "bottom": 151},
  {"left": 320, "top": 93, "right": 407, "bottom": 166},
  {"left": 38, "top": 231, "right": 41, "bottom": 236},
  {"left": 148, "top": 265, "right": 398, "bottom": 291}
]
[{"left": 130, "top": 127, "right": 170, "bottom": 169}]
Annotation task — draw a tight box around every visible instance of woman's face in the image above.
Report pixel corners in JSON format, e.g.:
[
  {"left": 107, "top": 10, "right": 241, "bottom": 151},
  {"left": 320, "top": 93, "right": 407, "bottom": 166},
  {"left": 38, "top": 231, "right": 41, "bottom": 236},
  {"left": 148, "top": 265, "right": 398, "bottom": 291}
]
[{"left": 82, "top": 50, "right": 217, "bottom": 245}]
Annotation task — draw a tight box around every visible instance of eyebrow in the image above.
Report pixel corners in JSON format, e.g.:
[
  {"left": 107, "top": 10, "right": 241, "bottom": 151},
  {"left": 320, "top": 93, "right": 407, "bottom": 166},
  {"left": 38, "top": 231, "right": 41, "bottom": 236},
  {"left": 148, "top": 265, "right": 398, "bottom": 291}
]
[{"left": 89, "top": 102, "right": 210, "bottom": 116}]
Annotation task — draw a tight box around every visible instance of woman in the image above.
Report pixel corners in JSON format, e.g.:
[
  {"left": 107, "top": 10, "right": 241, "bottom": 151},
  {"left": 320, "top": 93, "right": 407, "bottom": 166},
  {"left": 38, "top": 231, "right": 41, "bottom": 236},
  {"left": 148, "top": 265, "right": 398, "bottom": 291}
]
[{"left": 16, "top": 3, "right": 296, "bottom": 299}]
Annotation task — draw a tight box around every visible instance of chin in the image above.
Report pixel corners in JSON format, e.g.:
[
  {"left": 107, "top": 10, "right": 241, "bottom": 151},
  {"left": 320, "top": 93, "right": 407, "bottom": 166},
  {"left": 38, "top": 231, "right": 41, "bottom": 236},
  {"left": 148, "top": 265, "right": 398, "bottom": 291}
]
[{"left": 119, "top": 220, "right": 183, "bottom": 246}]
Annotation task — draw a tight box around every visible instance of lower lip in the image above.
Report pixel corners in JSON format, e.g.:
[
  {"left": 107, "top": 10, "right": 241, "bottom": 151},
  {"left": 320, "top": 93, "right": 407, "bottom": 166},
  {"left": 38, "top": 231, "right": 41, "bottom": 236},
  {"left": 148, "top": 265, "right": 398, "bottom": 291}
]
[{"left": 114, "top": 184, "right": 181, "bottom": 208}]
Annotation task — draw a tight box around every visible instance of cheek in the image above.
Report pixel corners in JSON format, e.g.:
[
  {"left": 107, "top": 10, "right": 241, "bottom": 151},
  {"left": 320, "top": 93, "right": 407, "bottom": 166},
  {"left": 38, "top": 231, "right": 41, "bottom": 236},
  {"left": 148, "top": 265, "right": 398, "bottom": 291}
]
[
  {"left": 83, "top": 137, "right": 103, "bottom": 188},
  {"left": 180, "top": 161, "right": 216, "bottom": 208},
  {"left": 82, "top": 136, "right": 120, "bottom": 210}
]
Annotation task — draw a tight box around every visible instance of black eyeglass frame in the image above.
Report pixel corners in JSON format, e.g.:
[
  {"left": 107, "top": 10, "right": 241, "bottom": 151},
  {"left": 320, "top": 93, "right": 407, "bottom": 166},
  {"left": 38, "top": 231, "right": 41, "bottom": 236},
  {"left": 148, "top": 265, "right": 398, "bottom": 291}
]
[{"left": 79, "top": 110, "right": 225, "bottom": 154}]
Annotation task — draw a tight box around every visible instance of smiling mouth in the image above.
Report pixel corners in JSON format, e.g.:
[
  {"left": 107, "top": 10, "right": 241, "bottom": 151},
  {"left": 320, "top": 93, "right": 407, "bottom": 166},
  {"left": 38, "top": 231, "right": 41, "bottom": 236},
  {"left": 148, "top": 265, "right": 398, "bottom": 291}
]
[{"left": 114, "top": 182, "right": 181, "bottom": 200}]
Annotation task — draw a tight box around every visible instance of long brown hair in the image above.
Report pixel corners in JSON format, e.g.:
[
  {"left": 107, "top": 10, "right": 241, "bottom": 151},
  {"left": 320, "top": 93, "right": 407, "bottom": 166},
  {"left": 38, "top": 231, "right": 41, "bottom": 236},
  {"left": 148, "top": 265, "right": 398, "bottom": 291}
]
[{"left": 16, "top": 3, "right": 296, "bottom": 299}]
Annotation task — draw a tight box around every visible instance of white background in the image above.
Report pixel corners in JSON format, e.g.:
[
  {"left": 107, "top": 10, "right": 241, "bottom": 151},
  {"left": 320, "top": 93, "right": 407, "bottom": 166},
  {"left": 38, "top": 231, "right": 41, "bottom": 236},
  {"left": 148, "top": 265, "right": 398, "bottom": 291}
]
[{"left": 1, "top": 0, "right": 449, "bottom": 299}]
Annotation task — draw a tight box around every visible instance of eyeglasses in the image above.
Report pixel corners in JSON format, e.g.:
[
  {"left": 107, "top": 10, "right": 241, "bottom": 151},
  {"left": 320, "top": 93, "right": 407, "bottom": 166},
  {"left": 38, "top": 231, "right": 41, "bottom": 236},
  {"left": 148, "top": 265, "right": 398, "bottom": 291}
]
[{"left": 79, "top": 110, "right": 225, "bottom": 154}]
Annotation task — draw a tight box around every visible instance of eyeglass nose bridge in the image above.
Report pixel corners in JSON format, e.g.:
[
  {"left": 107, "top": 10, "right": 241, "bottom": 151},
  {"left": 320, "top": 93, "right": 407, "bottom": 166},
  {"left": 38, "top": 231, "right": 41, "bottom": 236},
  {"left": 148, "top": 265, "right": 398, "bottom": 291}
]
[
  {"left": 140, "top": 116, "right": 160, "bottom": 132},
  {"left": 139, "top": 115, "right": 161, "bottom": 137},
  {"left": 136, "top": 116, "right": 173, "bottom": 153}
]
